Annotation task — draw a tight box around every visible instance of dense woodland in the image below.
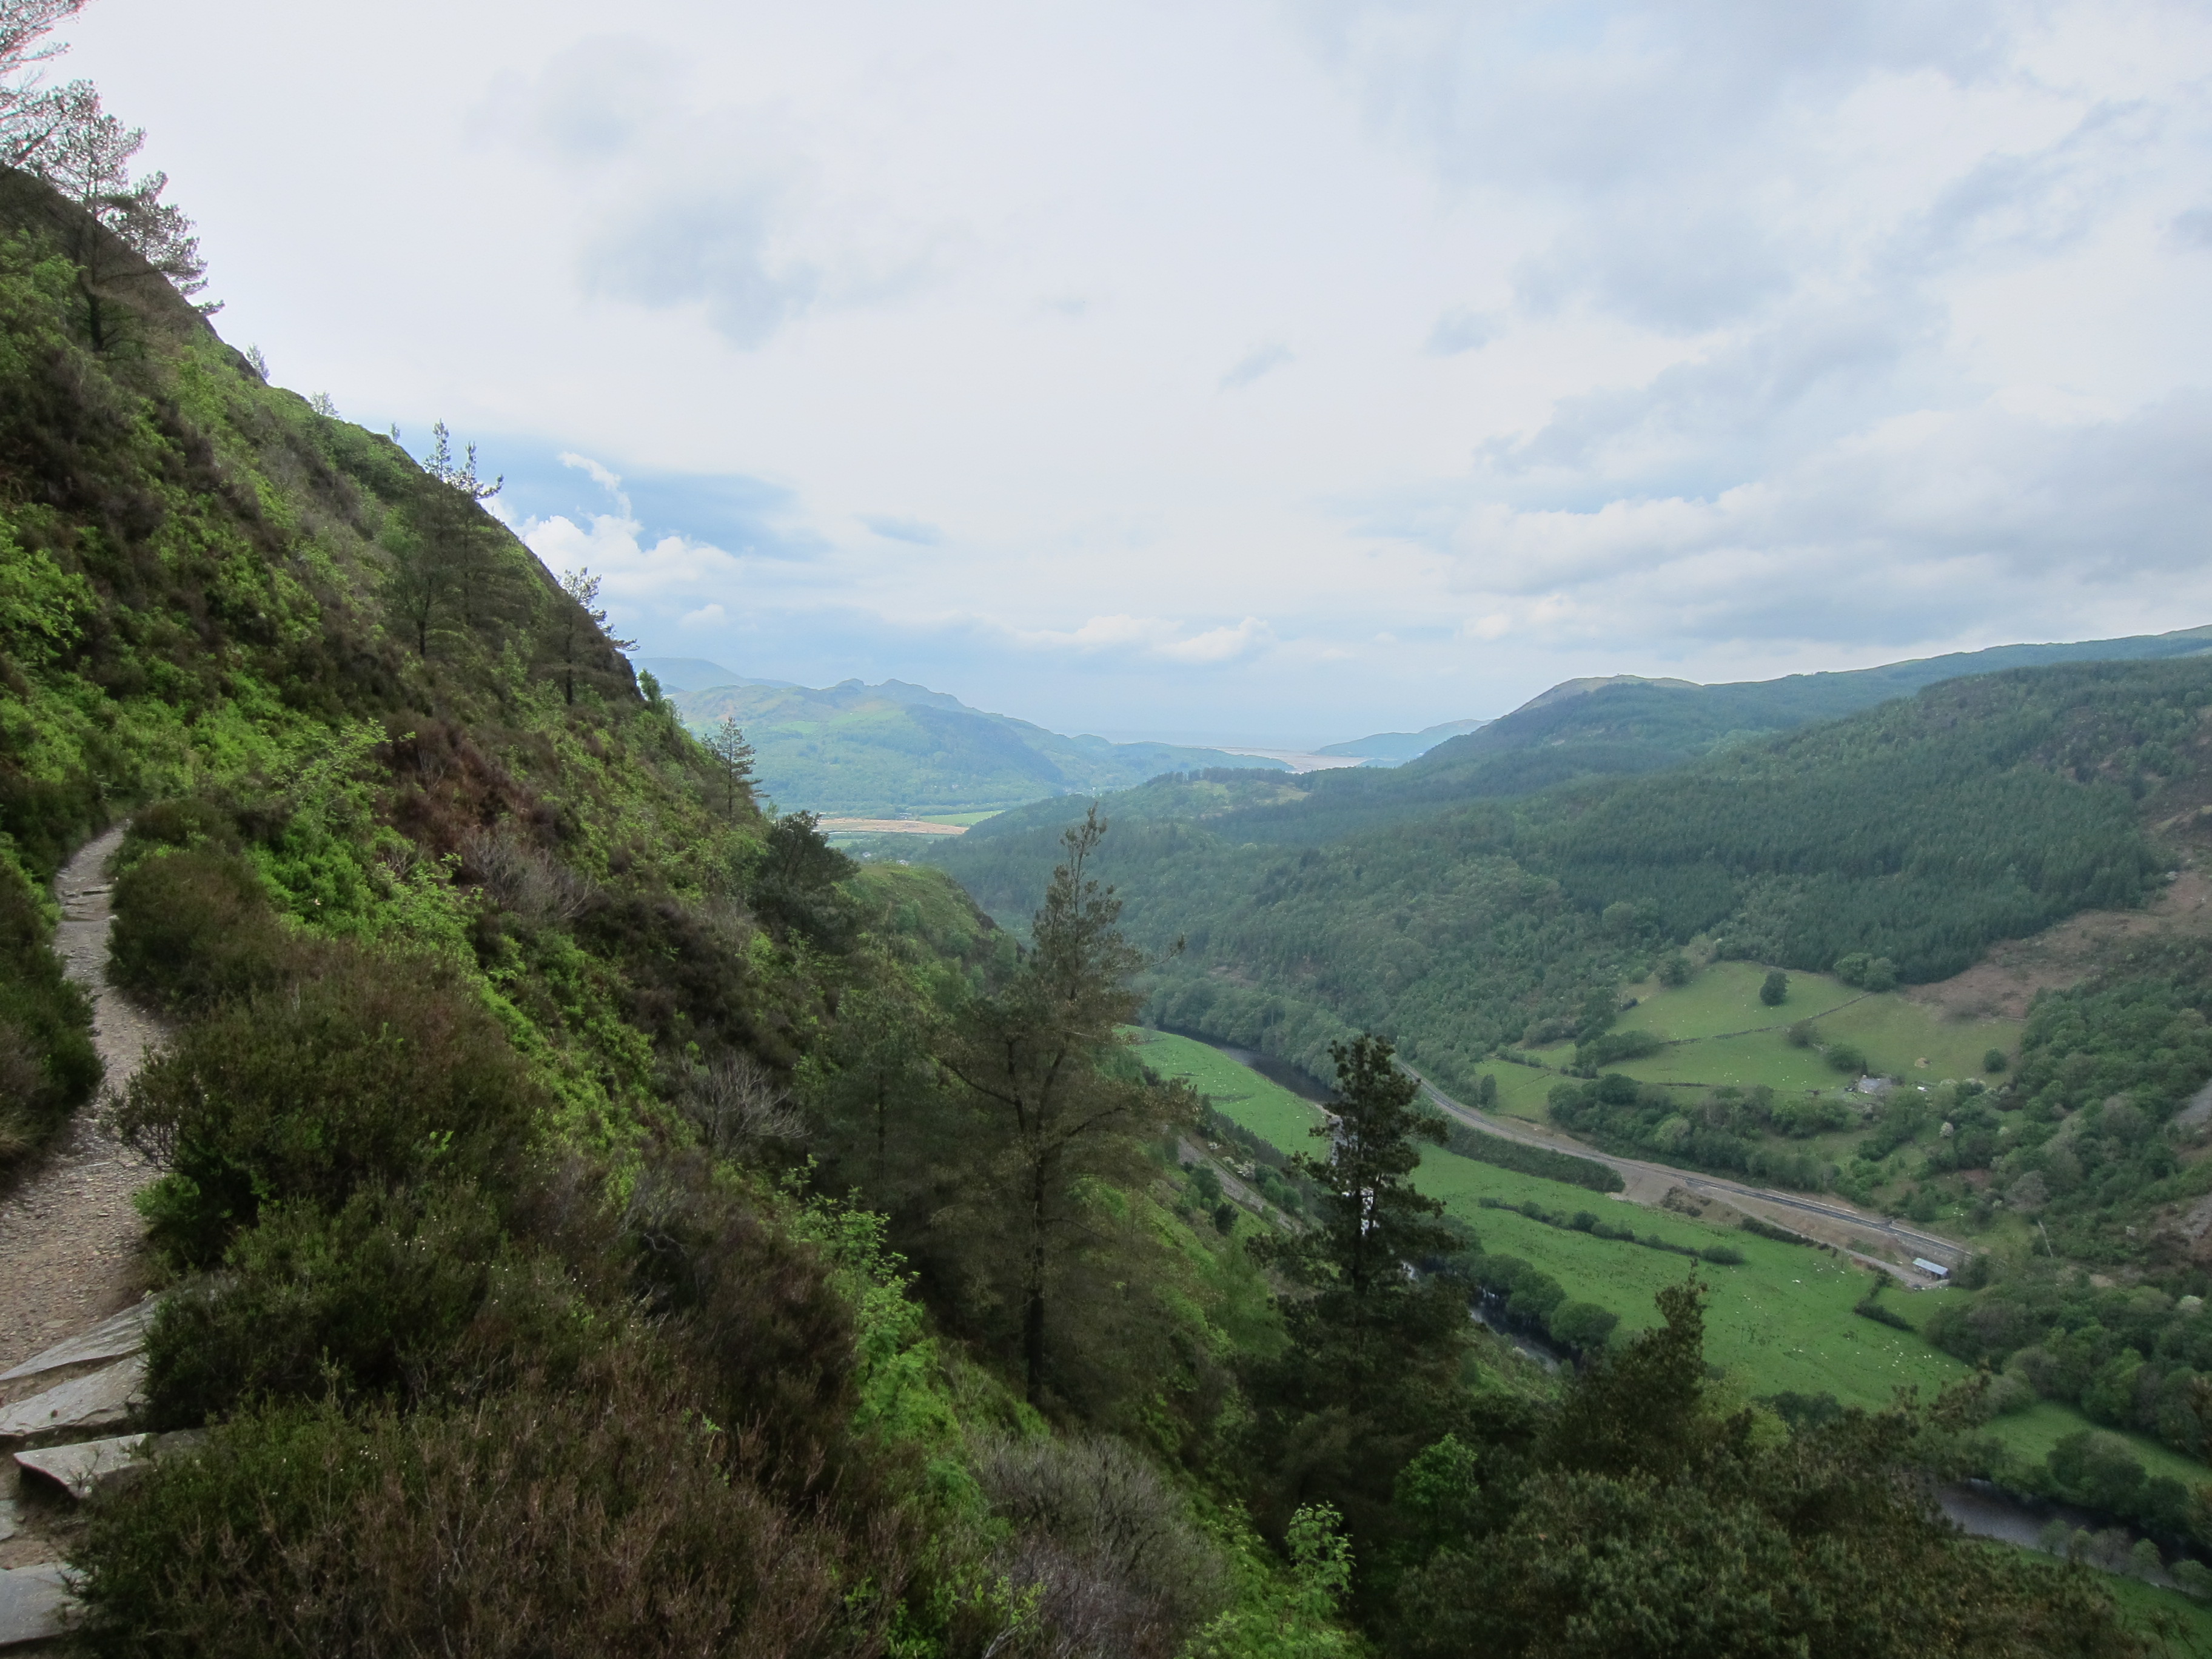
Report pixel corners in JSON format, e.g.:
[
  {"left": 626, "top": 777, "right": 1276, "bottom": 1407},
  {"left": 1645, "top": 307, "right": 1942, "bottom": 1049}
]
[
  {"left": 0, "top": 152, "right": 2185, "bottom": 1653},
  {"left": 930, "top": 659, "right": 2207, "bottom": 1103}
]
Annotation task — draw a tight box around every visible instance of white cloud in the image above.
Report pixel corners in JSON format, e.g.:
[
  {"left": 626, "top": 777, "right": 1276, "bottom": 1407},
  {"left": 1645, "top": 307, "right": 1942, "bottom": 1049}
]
[{"left": 67, "top": 0, "right": 2212, "bottom": 743}]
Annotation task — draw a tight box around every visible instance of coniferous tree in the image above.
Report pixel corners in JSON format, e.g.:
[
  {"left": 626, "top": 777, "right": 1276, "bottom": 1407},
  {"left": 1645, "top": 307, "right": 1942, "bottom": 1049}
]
[
  {"left": 938, "top": 808, "right": 1185, "bottom": 1406},
  {"left": 1244, "top": 1034, "right": 1475, "bottom": 1566},
  {"left": 704, "top": 717, "right": 757, "bottom": 817},
  {"left": 553, "top": 567, "right": 634, "bottom": 707},
  {"left": 387, "top": 423, "right": 503, "bottom": 657}
]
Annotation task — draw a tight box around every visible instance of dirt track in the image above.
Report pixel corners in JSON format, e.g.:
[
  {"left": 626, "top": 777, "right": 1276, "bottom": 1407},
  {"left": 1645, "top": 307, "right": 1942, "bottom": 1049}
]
[{"left": 0, "top": 827, "right": 163, "bottom": 1378}]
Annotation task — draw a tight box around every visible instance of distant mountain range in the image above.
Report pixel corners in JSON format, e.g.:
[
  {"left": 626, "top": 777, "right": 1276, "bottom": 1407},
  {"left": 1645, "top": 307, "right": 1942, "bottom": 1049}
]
[
  {"left": 1316, "top": 719, "right": 1489, "bottom": 764},
  {"left": 646, "top": 665, "right": 1290, "bottom": 816}
]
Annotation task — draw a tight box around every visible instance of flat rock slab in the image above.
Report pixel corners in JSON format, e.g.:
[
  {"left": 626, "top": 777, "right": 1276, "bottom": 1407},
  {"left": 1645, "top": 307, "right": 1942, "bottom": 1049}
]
[
  {"left": 0, "top": 1564, "right": 70, "bottom": 1647},
  {"left": 15, "top": 1434, "right": 148, "bottom": 1500},
  {"left": 0, "top": 1301, "right": 156, "bottom": 1385},
  {"left": 0, "top": 1357, "right": 142, "bottom": 1446},
  {"left": 0, "top": 1501, "right": 16, "bottom": 1544}
]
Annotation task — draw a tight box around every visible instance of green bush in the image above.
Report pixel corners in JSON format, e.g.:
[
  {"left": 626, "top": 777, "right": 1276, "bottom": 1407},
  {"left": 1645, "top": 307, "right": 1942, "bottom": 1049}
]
[
  {"left": 1825, "top": 1043, "right": 1869, "bottom": 1076},
  {"left": 1547, "top": 1299, "right": 1620, "bottom": 1353},
  {"left": 1759, "top": 970, "right": 1789, "bottom": 1007},
  {"left": 142, "top": 1183, "right": 593, "bottom": 1429},
  {"left": 1984, "top": 1048, "right": 2009, "bottom": 1073},
  {"left": 114, "top": 949, "right": 542, "bottom": 1267},
  {"left": 73, "top": 1358, "right": 913, "bottom": 1658},
  {"left": 0, "top": 854, "right": 99, "bottom": 1162},
  {"left": 108, "top": 843, "right": 306, "bottom": 1013}
]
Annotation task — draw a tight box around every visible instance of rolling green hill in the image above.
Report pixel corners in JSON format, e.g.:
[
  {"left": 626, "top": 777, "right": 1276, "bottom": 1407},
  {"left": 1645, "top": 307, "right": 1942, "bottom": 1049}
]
[{"left": 668, "top": 676, "right": 1286, "bottom": 816}]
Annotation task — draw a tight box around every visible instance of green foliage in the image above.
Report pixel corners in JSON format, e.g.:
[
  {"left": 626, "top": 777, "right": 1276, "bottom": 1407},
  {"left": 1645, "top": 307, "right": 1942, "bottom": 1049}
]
[
  {"left": 107, "top": 841, "right": 300, "bottom": 1011},
  {"left": 930, "top": 659, "right": 2204, "bottom": 1107},
  {"left": 1760, "top": 968, "right": 1789, "bottom": 1006},
  {"left": 1441, "top": 1121, "right": 1623, "bottom": 1192},
  {"left": 1548, "top": 1073, "right": 1831, "bottom": 1191},
  {"left": 0, "top": 848, "right": 99, "bottom": 1162},
  {"left": 141, "top": 1182, "right": 592, "bottom": 1429},
  {"left": 1387, "top": 1283, "right": 2154, "bottom": 1658},
  {"left": 73, "top": 1357, "right": 921, "bottom": 1659},
  {"left": 113, "top": 943, "right": 543, "bottom": 1267}
]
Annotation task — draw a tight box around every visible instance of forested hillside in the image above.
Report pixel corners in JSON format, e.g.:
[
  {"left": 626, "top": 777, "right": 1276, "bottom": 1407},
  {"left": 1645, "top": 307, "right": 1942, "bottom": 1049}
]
[
  {"left": 930, "top": 660, "right": 2212, "bottom": 1099},
  {"left": 1048, "top": 626, "right": 2212, "bottom": 850},
  {"left": 670, "top": 675, "right": 1282, "bottom": 816}
]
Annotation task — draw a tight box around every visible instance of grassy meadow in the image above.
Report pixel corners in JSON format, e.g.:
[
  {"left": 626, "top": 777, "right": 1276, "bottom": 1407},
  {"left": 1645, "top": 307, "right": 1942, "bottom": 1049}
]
[{"left": 1128, "top": 1027, "right": 1329, "bottom": 1153}]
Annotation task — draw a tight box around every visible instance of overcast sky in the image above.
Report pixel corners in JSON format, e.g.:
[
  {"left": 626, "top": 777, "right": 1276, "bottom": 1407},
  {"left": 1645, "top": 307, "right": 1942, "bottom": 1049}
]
[{"left": 60, "top": 0, "right": 2212, "bottom": 745}]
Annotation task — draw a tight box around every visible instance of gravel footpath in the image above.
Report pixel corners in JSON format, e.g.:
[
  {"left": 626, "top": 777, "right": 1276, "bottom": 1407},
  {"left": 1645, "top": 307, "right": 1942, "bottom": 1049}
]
[{"left": 0, "top": 827, "right": 163, "bottom": 1379}]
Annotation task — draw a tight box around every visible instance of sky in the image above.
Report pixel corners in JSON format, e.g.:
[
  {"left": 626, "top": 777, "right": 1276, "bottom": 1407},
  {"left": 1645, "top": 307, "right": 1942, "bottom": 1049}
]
[{"left": 54, "top": 0, "right": 2212, "bottom": 746}]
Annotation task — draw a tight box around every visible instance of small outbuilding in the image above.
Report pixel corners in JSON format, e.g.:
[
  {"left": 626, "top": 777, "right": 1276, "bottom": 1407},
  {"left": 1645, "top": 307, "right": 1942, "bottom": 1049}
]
[{"left": 1912, "top": 1258, "right": 1950, "bottom": 1279}]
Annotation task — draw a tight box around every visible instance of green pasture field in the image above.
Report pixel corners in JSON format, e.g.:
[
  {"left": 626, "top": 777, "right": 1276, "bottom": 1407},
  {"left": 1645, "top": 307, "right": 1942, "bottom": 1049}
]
[
  {"left": 915, "top": 810, "right": 1001, "bottom": 828},
  {"left": 2093, "top": 1560, "right": 2212, "bottom": 1652},
  {"left": 1472, "top": 1060, "right": 1562, "bottom": 1120},
  {"left": 1128, "top": 1028, "right": 1327, "bottom": 1154},
  {"left": 1607, "top": 962, "right": 2022, "bottom": 1088},
  {"left": 1412, "top": 1147, "right": 1971, "bottom": 1407},
  {"left": 1986, "top": 1400, "right": 2210, "bottom": 1492}
]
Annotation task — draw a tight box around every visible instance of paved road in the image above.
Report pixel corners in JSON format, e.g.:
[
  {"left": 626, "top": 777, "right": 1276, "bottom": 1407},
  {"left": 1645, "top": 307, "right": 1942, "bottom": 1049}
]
[{"left": 1404, "top": 1067, "right": 1969, "bottom": 1276}]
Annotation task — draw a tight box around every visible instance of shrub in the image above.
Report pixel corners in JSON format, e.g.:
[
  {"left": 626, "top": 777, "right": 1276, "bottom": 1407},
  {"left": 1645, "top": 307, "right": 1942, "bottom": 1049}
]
[
  {"left": 142, "top": 1183, "right": 594, "bottom": 1429},
  {"left": 1785, "top": 1020, "right": 1814, "bottom": 1048},
  {"left": 620, "top": 1159, "right": 861, "bottom": 1490},
  {"left": 73, "top": 1358, "right": 913, "bottom": 1658},
  {"left": 1760, "top": 970, "right": 1789, "bottom": 1007},
  {"left": 1983, "top": 1048, "right": 2009, "bottom": 1073},
  {"left": 971, "top": 1433, "right": 1230, "bottom": 1658},
  {"left": 107, "top": 844, "right": 307, "bottom": 1012},
  {"left": 114, "top": 949, "right": 542, "bottom": 1267},
  {"left": 0, "top": 855, "right": 99, "bottom": 1162},
  {"left": 1825, "top": 1043, "right": 1869, "bottom": 1076},
  {"left": 1658, "top": 953, "right": 1692, "bottom": 988},
  {"left": 1547, "top": 1300, "right": 1620, "bottom": 1354}
]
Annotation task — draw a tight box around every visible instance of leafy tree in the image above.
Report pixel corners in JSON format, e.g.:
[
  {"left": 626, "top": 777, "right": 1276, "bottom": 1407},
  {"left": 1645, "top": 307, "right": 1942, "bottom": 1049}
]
[
  {"left": 1985, "top": 1047, "right": 2009, "bottom": 1073},
  {"left": 937, "top": 808, "right": 1182, "bottom": 1406},
  {"left": 1760, "top": 968, "right": 1789, "bottom": 1006},
  {"left": 704, "top": 716, "right": 757, "bottom": 817},
  {"left": 747, "top": 811, "right": 854, "bottom": 946},
  {"left": 1658, "top": 951, "right": 1692, "bottom": 987}
]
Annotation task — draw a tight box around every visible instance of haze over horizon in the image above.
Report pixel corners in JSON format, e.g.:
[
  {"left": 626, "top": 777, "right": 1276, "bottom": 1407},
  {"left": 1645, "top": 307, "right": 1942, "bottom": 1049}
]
[{"left": 63, "top": 0, "right": 2212, "bottom": 748}]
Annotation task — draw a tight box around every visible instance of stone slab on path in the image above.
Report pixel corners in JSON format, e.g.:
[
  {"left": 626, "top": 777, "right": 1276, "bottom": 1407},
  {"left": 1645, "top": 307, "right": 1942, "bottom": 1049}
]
[
  {"left": 0, "top": 1564, "right": 70, "bottom": 1647},
  {"left": 15, "top": 1435, "right": 148, "bottom": 1501},
  {"left": 0, "top": 1357, "right": 143, "bottom": 1446},
  {"left": 0, "top": 1301, "right": 156, "bottom": 1386}
]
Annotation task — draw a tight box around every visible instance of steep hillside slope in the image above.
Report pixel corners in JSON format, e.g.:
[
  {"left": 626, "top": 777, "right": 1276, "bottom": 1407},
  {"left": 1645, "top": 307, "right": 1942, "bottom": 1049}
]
[{"left": 669, "top": 675, "right": 1285, "bottom": 815}]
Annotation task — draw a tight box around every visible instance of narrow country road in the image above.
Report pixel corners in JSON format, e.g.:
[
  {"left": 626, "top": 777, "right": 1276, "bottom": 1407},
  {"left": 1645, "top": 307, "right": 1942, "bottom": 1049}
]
[
  {"left": 1406, "top": 1067, "right": 1970, "bottom": 1278},
  {"left": 0, "top": 826, "right": 164, "bottom": 1375}
]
